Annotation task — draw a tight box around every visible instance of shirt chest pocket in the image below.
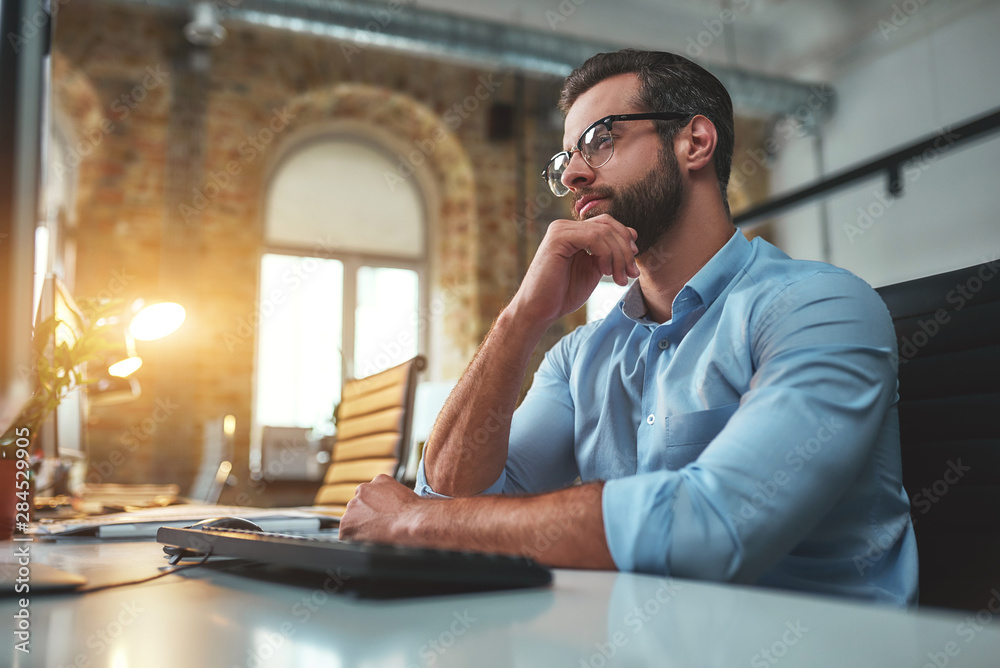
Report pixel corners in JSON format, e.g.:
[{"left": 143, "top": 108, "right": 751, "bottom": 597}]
[{"left": 659, "top": 402, "right": 740, "bottom": 469}]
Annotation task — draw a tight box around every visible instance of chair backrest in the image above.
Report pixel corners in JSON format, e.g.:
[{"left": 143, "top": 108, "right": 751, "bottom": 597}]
[
  {"left": 875, "top": 261, "right": 1000, "bottom": 610},
  {"left": 314, "top": 355, "right": 426, "bottom": 512}
]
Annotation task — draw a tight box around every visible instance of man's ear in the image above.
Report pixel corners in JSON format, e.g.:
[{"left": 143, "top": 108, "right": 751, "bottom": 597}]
[{"left": 677, "top": 115, "right": 718, "bottom": 173}]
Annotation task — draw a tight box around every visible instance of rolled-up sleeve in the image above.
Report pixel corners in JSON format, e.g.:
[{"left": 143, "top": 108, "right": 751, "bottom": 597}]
[
  {"left": 414, "top": 457, "right": 506, "bottom": 498},
  {"left": 602, "top": 272, "right": 899, "bottom": 582}
]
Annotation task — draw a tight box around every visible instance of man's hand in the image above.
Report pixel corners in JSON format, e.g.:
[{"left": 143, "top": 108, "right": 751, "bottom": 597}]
[
  {"left": 340, "top": 476, "right": 615, "bottom": 569},
  {"left": 508, "top": 214, "right": 640, "bottom": 327},
  {"left": 339, "top": 475, "right": 426, "bottom": 545}
]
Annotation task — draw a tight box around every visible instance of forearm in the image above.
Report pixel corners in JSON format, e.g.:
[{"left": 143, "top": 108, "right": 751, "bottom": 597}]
[
  {"left": 403, "top": 482, "right": 615, "bottom": 569},
  {"left": 423, "top": 216, "right": 638, "bottom": 497},
  {"left": 422, "top": 307, "right": 550, "bottom": 496}
]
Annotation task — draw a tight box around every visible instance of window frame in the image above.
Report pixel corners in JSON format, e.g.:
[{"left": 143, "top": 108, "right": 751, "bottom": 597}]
[
  {"left": 262, "top": 245, "right": 428, "bottom": 379},
  {"left": 251, "top": 133, "right": 431, "bottom": 478},
  {"left": 249, "top": 247, "right": 427, "bottom": 477}
]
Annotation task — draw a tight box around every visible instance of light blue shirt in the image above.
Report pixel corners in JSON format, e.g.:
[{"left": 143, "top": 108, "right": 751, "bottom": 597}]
[{"left": 417, "top": 229, "right": 918, "bottom": 606}]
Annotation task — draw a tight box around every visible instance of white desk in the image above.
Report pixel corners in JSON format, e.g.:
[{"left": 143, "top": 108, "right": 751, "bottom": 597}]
[{"left": 2, "top": 538, "right": 1000, "bottom": 667}]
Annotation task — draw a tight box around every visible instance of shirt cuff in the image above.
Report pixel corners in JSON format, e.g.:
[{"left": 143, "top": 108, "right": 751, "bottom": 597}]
[
  {"left": 414, "top": 457, "right": 507, "bottom": 498},
  {"left": 601, "top": 472, "right": 678, "bottom": 574}
]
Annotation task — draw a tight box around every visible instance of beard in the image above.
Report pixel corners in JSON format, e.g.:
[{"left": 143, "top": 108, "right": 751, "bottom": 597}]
[{"left": 573, "top": 146, "right": 683, "bottom": 255}]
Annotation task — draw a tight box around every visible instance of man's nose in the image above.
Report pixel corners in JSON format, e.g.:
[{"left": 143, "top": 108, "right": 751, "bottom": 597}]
[{"left": 560, "top": 150, "right": 595, "bottom": 192}]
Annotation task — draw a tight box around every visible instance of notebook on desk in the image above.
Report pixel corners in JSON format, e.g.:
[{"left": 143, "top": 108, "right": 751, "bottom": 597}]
[
  {"left": 30, "top": 504, "right": 336, "bottom": 538},
  {"left": 34, "top": 483, "right": 182, "bottom": 516}
]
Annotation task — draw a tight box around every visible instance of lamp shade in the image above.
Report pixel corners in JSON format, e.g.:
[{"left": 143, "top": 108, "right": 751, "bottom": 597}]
[
  {"left": 108, "top": 356, "right": 142, "bottom": 378},
  {"left": 129, "top": 302, "right": 186, "bottom": 341}
]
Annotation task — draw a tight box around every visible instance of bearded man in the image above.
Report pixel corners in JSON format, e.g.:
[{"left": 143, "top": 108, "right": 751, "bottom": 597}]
[{"left": 340, "top": 49, "right": 918, "bottom": 606}]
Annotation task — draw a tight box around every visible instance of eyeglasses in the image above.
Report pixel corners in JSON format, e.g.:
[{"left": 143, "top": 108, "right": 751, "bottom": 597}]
[{"left": 541, "top": 112, "right": 689, "bottom": 197}]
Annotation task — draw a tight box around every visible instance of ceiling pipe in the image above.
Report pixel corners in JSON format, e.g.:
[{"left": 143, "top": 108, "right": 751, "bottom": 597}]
[{"left": 103, "top": 0, "right": 834, "bottom": 121}]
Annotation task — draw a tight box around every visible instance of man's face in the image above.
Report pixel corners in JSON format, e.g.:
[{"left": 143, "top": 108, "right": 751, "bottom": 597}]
[
  {"left": 572, "top": 143, "right": 683, "bottom": 256},
  {"left": 562, "top": 74, "right": 684, "bottom": 255}
]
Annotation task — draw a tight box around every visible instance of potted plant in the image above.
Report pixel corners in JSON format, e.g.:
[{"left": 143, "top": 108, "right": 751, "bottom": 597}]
[{"left": 0, "top": 297, "right": 120, "bottom": 500}]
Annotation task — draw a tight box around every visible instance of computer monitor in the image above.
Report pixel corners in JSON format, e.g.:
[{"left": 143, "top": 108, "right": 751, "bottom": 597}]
[
  {"left": 33, "top": 273, "right": 87, "bottom": 460},
  {"left": 0, "top": 0, "right": 49, "bottom": 438}
]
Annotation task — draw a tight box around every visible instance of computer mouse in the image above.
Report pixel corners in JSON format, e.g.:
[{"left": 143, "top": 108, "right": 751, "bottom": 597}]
[
  {"left": 187, "top": 516, "right": 264, "bottom": 532},
  {"left": 163, "top": 517, "right": 266, "bottom": 564}
]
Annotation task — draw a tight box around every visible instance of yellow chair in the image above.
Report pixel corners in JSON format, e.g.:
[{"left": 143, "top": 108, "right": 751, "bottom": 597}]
[{"left": 314, "top": 355, "right": 426, "bottom": 515}]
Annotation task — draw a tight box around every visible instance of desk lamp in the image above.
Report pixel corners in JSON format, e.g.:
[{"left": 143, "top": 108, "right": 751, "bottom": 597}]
[{"left": 89, "top": 299, "right": 186, "bottom": 406}]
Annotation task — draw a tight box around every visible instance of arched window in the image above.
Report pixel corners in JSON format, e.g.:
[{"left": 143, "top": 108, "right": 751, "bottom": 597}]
[{"left": 253, "top": 137, "right": 426, "bottom": 473}]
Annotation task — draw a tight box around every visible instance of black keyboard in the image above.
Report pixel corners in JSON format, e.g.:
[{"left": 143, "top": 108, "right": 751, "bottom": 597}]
[{"left": 156, "top": 526, "right": 552, "bottom": 597}]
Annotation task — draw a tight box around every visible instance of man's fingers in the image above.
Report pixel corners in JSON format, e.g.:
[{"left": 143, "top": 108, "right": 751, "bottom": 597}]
[
  {"left": 604, "top": 234, "right": 629, "bottom": 286},
  {"left": 582, "top": 216, "right": 638, "bottom": 285},
  {"left": 586, "top": 236, "right": 629, "bottom": 286}
]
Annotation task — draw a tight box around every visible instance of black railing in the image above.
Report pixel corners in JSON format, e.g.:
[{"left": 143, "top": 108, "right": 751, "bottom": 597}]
[{"left": 735, "top": 107, "right": 1000, "bottom": 227}]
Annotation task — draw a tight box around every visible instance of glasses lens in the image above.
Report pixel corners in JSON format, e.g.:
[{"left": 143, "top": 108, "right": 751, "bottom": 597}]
[
  {"left": 546, "top": 153, "right": 571, "bottom": 196},
  {"left": 581, "top": 124, "right": 614, "bottom": 169}
]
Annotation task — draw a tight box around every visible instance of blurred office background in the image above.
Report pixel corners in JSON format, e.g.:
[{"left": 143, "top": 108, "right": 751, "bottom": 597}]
[{"left": 40, "top": 0, "right": 1000, "bottom": 499}]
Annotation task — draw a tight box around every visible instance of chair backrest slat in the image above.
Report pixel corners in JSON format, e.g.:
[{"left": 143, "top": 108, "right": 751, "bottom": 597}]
[{"left": 313, "top": 355, "right": 426, "bottom": 514}]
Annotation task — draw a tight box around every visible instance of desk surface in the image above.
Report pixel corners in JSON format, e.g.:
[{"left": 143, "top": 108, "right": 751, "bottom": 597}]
[{"left": 2, "top": 538, "right": 999, "bottom": 667}]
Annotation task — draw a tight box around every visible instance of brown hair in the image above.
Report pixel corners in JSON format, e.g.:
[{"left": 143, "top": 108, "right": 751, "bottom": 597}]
[{"left": 560, "top": 49, "right": 735, "bottom": 216}]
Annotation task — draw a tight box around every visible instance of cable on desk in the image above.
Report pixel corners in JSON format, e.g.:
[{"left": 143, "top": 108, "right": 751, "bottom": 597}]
[{"left": 68, "top": 549, "right": 214, "bottom": 595}]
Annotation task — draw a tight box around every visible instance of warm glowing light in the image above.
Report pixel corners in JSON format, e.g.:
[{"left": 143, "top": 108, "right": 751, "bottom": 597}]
[
  {"left": 130, "top": 302, "right": 186, "bottom": 341},
  {"left": 108, "top": 357, "right": 143, "bottom": 378},
  {"left": 223, "top": 414, "right": 236, "bottom": 436}
]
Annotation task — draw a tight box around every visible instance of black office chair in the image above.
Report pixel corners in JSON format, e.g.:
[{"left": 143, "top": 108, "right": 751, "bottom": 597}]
[{"left": 876, "top": 260, "right": 1000, "bottom": 611}]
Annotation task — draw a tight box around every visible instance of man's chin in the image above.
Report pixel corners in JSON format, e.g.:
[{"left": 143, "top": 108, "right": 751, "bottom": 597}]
[{"left": 577, "top": 202, "right": 613, "bottom": 221}]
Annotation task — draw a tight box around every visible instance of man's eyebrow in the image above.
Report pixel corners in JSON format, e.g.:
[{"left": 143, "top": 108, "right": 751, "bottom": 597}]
[{"left": 561, "top": 118, "right": 596, "bottom": 150}]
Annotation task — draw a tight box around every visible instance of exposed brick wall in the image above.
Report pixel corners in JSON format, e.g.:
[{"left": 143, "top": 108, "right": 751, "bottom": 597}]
[
  {"left": 51, "top": 1, "right": 768, "bottom": 493},
  {"left": 52, "top": 1, "right": 567, "bottom": 489}
]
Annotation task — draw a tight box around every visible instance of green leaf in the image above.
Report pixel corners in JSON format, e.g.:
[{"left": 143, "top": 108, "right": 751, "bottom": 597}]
[
  {"left": 15, "top": 291, "right": 138, "bottom": 431},
  {"left": 32, "top": 317, "right": 58, "bottom": 355}
]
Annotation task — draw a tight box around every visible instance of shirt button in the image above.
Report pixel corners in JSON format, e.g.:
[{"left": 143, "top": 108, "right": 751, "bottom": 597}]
[
  {"left": 646, "top": 414, "right": 655, "bottom": 425},
  {"left": 658, "top": 339, "right": 669, "bottom": 350}
]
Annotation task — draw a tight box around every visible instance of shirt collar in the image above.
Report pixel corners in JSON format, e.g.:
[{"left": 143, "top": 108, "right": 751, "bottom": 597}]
[{"left": 619, "top": 228, "right": 751, "bottom": 324}]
